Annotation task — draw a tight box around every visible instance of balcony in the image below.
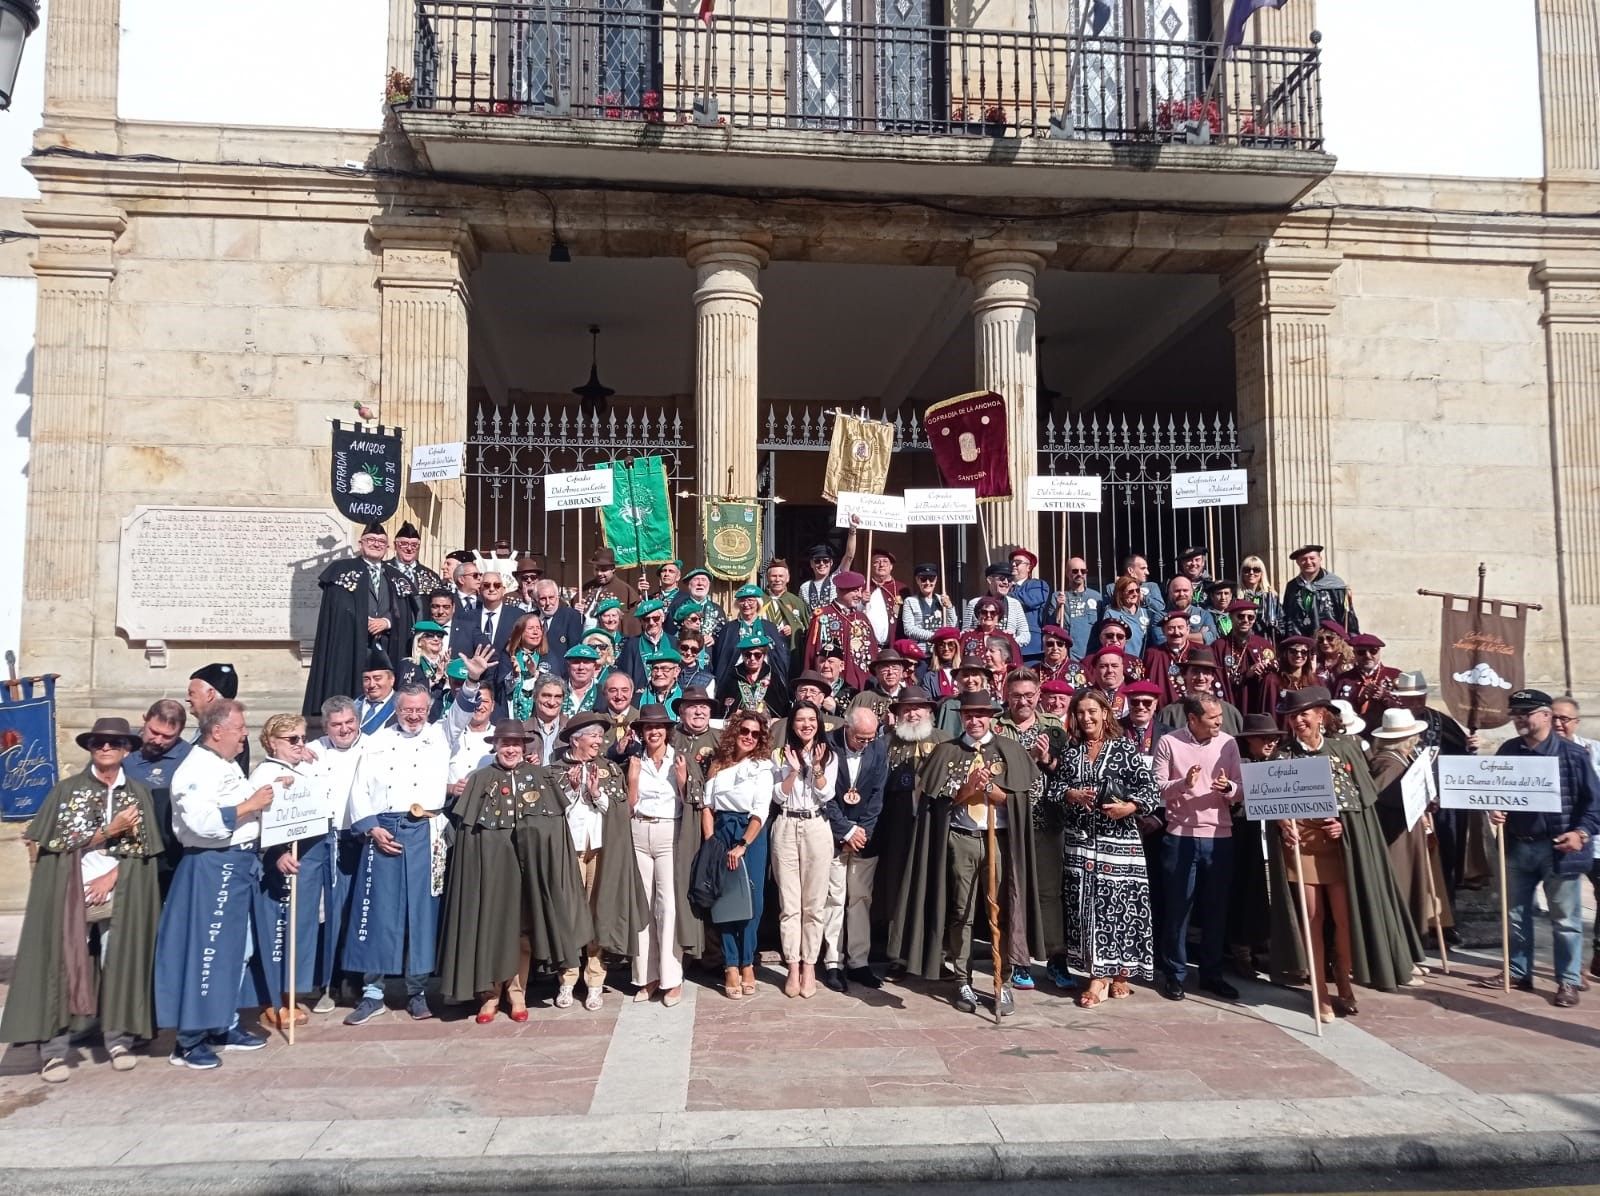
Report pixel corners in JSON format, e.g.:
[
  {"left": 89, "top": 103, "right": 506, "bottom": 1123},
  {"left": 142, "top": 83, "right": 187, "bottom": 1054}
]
[{"left": 397, "top": 0, "right": 1332, "bottom": 204}]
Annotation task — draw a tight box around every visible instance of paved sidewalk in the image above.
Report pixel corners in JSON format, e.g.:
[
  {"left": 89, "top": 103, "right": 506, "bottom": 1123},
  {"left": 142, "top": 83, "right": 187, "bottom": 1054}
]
[{"left": 2, "top": 911, "right": 1599, "bottom": 1191}]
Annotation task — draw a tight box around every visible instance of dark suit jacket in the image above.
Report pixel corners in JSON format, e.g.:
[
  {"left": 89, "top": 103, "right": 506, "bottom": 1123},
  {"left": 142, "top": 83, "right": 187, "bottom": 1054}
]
[
  {"left": 543, "top": 606, "right": 587, "bottom": 680},
  {"left": 822, "top": 730, "right": 890, "bottom": 855}
]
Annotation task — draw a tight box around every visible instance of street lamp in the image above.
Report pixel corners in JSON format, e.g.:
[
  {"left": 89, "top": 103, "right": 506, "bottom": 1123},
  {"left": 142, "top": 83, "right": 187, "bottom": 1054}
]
[{"left": 0, "top": 0, "right": 40, "bottom": 112}]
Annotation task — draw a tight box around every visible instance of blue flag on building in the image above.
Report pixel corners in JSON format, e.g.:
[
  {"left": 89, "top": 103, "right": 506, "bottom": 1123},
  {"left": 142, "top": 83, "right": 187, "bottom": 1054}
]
[
  {"left": 1088, "top": 1, "right": 1111, "bottom": 34},
  {"left": 1224, "top": 0, "right": 1288, "bottom": 47}
]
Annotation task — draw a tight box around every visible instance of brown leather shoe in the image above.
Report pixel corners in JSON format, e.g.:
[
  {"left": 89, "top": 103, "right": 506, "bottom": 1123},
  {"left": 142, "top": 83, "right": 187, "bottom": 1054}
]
[{"left": 1555, "top": 983, "right": 1581, "bottom": 1009}]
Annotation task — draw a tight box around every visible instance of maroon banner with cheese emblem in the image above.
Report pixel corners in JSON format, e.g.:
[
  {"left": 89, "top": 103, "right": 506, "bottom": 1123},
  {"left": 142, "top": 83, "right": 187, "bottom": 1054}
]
[{"left": 924, "top": 391, "right": 1012, "bottom": 501}]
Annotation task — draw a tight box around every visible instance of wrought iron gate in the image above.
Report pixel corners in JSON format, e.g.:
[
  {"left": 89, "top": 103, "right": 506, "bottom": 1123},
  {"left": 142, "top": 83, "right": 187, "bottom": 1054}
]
[{"left": 465, "top": 402, "right": 693, "bottom": 584}]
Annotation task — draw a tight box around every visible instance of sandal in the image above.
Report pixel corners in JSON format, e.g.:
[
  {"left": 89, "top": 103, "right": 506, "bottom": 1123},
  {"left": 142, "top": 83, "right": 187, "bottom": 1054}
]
[
  {"left": 724, "top": 968, "right": 743, "bottom": 1000},
  {"left": 740, "top": 966, "right": 757, "bottom": 996},
  {"left": 261, "top": 1004, "right": 309, "bottom": 1029},
  {"left": 1109, "top": 976, "right": 1133, "bottom": 1000},
  {"left": 1076, "top": 978, "right": 1109, "bottom": 1008},
  {"left": 1332, "top": 994, "right": 1359, "bottom": 1018}
]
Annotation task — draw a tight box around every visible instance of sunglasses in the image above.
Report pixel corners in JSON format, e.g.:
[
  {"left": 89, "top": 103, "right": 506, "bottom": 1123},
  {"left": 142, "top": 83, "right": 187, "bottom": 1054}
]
[
  {"left": 1242, "top": 567, "right": 1262, "bottom": 574},
  {"left": 1129, "top": 698, "right": 1158, "bottom": 708},
  {"left": 1285, "top": 647, "right": 1309, "bottom": 655},
  {"left": 1355, "top": 647, "right": 1380, "bottom": 655},
  {"left": 87, "top": 737, "right": 126, "bottom": 750},
  {"left": 1068, "top": 568, "right": 1087, "bottom": 575},
  {"left": 736, "top": 728, "right": 761, "bottom": 739},
  {"left": 275, "top": 734, "right": 306, "bottom": 745},
  {"left": 1102, "top": 632, "right": 1127, "bottom": 641}
]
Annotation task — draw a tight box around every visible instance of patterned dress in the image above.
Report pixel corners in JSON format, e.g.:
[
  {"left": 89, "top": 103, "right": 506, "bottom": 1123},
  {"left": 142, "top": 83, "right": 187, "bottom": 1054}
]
[{"left": 1049, "top": 737, "right": 1161, "bottom": 979}]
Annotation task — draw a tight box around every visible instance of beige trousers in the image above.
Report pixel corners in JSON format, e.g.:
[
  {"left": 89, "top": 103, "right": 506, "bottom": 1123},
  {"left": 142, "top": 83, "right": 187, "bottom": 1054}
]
[
  {"left": 631, "top": 818, "right": 683, "bottom": 989},
  {"left": 560, "top": 847, "right": 608, "bottom": 990},
  {"left": 822, "top": 852, "right": 879, "bottom": 970},
  {"left": 770, "top": 814, "right": 832, "bottom": 963}
]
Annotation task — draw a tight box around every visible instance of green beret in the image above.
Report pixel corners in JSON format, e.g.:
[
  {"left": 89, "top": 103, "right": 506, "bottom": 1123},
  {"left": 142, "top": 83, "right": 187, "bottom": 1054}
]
[
  {"left": 446, "top": 659, "right": 469, "bottom": 681},
  {"left": 565, "top": 644, "right": 601, "bottom": 662},
  {"left": 665, "top": 559, "right": 684, "bottom": 570},
  {"left": 635, "top": 598, "right": 666, "bottom": 618},
  {"left": 645, "top": 646, "right": 684, "bottom": 665},
  {"left": 681, "top": 567, "right": 711, "bottom": 583},
  {"left": 584, "top": 628, "right": 619, "bottom": 646},
  {"left": 737, "top": 632, "right": 771, "bottom": 652},
  {"left": 594, "top": 597, "right": 623, "bottom": 616},
  {"left": 735, "top": 584, "right": 764, "bottom": 601},
  {"left": 675, "top": 600, "right": 706, "bottom": 618},
  {"left": 412, "top": 620, "right": 447, "bottom": 635}
]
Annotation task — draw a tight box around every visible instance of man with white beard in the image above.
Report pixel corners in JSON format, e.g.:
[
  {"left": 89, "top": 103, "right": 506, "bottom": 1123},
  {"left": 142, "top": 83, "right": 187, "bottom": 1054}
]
[{"left": 872, "top": 687, "right": 950, "bottom": 970}]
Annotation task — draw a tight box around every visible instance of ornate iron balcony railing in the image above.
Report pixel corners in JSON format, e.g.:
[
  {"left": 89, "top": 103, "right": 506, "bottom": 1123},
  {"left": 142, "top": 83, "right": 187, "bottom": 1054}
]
[{"left": 407, "top": 0, "right": 1323, "bottom": 150}]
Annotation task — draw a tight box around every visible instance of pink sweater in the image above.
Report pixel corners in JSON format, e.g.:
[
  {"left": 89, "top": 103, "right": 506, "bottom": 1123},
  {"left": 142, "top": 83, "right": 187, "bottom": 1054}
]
[{"left": 1150, "top": 727, "right": 1244, "bottom": 837}]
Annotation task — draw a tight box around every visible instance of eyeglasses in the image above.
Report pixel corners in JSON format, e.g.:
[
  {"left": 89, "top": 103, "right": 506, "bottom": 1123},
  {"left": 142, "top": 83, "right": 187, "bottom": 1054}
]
[
  {"left": 1553, "top": 715, "right": 1578, "bottom": 725},
  {"left": 481, "top": 580, "right": 505, "bottom": 590},
  {"left": 275, "top": 734, "right": 306, "bottom": 745},
  {"left": 460, "top": 570, "right": 480, "bottom": 580}
]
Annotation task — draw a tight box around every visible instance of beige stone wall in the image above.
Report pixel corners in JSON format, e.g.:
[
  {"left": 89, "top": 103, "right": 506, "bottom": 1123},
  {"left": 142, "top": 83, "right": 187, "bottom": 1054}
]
[
  {"left": 1326, "top": 257, "right": 1563, "bottom": 692},
  {"left": 78, "top": 209, "right": 380, "bottom": 726}
]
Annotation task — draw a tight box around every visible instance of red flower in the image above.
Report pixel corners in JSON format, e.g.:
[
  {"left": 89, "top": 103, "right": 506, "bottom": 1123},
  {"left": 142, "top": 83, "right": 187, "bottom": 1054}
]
[{"left": 0, "top": 730, "right": 20, "bottom": 751}]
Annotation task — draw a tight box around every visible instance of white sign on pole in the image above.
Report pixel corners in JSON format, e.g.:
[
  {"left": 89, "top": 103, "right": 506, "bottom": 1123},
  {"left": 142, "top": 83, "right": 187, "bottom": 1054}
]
[
  {"left": 259, "top": 785, "right": 333, "bottom": 850},
  {"left": 545, "top": 469, "right": 615, "bottom": 512},
  {"left": 1171, "top": 469, "right": 1249, "bottom": 510},
  {"left": 835, "top": 491, "right": 908, "bottom": 533},
  {"left": 904, "top": 488, "right": 978, "bottom": 526},
  {"left": 1242, "top": 757, "right": 1338, "bottom": 821},
  {"left": 1025, "top": 475, "right": 1103, "bottom": 513},
  {"left": 1400, "top": 747, "right": 1439, "bottom": 832},
  {"left": 409, "top": 442, "right": 465, "bottom": 483},
  {"left": 1437, "top": 755, "right": 1562, "bottom": 813}
]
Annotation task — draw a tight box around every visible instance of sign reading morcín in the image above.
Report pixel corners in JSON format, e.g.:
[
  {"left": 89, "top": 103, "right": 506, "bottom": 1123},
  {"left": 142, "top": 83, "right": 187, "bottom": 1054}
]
[{"left": 330, "top": 421, "right": 403, "bottom": 522}]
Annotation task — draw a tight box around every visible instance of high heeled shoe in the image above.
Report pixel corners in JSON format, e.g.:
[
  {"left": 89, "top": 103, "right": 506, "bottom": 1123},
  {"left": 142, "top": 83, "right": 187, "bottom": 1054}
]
[{"left": 475, "top": 996, "right": 498, "bottom": 1025}]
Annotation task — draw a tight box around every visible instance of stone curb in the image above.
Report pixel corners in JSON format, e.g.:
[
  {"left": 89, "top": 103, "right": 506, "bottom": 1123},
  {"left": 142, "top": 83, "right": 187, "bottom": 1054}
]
[{"left": 5, "top": 1130, "right": 1599, "bottom": 1194}]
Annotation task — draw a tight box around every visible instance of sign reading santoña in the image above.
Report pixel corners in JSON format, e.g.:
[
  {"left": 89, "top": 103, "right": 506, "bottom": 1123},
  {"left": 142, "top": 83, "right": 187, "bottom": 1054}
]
[{"left": 118, "top": 506, "right": 351, "bottom": 641}]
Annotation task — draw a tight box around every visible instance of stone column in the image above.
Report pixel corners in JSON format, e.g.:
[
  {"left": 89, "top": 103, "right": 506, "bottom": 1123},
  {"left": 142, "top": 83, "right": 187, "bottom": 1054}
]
[
  {"left": 965, "top": 241, "right": 1054, "bottom": 556},
  {"left": 687, "top": 234, "right": 769, "bottom": 503},
  {"left": 373, "top": 214, "right": 478, "bottom": 549},
  {"left": 1224, "top": 245, "right": 1342, "bottom": 573},
  {"left": 1537, "top": 1, "right": 1600, "bottom": 212},
  {"left": 1535, "top": 262, "right": 1600, "bottom": 690},
  {"left": 20, "top": 203, "right": 125, "bottom": 679},
  {"left": 38, "top": 0, "right": 120, "bottom": 151}
]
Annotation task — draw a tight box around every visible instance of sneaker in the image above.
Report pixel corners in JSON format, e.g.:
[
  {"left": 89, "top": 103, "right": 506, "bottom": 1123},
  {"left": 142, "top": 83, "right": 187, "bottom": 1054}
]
[
  {"left": 214, "top": 1026, "right": 268, "bottom": 1052},
  {"left": 554, "top": 985, "right": 575, "bottom": 1009},
  {"left": 107, "top": 1044, "right": 138, "bottom": 1072},
  {"left": 343, "top": 996, "right": 386, "bottom": 1026},
  {"left": 407, "top": 994, "right": 434, "bottom": 1021},
  {"left": 1010, "top": 965, "right": 1035, "bottom": 990},
  {"left": 39, "top": 1057, "right": 69, "bottom": 1084},
  {"left": 312, "top": 991, "right": 337, "bottom": 1015},
  {"left": 953, "top": 984, "right": 978, "bottom": 1014},
  {"left": 168, "top": 1042, "right": 221, "bottom": 1070},
  {"left": 1046, "top": 959, "right": 1078, "bottom": 991},
  {"left": 1199, "top": 974, "right": 1240, "bottom": 1001},
  {"left": 997, "top": 986, "right": 1016, "bottom": 1017}
]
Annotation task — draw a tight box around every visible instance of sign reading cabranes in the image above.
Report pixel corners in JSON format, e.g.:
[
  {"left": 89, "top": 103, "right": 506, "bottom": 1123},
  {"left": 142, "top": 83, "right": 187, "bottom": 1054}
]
[
  {"left": 1436, "top": 755, "right": 1562, "bottom": 813},
  {"left": 1240, "top": 757, "right": 1337, "bottom": 821},
  {"left": 544, "top": 469, "right": 615, "bottom": 512}
]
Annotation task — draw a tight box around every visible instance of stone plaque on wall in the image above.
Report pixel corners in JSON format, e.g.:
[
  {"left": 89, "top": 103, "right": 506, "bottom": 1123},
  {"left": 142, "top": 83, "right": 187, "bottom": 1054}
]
[{"left": 117, "top": 506, "right": 351, "bottom": 651}]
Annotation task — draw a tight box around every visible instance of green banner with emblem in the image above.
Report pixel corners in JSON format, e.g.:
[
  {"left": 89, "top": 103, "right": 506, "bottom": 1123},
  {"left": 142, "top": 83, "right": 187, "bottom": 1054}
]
[
  {"left": 595, "top": 456, "right": 675, "bottom": 568},
  {"left": 703, "top": 499, "right": 761, "bottom": 581}
]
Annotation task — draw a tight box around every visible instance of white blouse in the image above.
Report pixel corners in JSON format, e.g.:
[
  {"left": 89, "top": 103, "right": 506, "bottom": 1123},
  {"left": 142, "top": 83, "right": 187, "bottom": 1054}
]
[
  {"left": 633, "top": 748, "right": 682, "bottom": 821},
  {"left": 704, "top": 756, "right": 776, "bottom": 817},
  {"left": 773, "top": 750, "right": 839, "bottom": 815}
]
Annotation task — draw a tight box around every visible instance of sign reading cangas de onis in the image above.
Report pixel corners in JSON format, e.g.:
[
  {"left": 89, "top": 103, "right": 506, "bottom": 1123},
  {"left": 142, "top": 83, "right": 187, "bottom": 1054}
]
[{"left": 330, "top": 421, "right": 403, "bottom": 522}]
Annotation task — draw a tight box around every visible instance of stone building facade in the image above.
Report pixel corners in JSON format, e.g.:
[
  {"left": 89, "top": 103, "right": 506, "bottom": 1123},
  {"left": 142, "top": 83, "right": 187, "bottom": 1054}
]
[{"left": 7, "top": 0, "right": 1600, "bottom": 739}]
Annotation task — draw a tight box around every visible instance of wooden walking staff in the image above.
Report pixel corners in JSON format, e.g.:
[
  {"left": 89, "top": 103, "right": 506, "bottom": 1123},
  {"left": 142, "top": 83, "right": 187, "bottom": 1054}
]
[
  {"left": 1418, "top": 816, "right": 1450, "bottom": 975},
  {"left": 1288, "top": 832, "right": 1323, "bottom": 1037},
  {"left": 287, "top": 841, "right": 298, "bottom": 1045}
]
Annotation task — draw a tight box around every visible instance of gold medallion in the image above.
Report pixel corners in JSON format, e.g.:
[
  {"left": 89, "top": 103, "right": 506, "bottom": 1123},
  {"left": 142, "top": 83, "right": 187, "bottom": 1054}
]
[{"left": 843, "top": 786, "right": 861, "bottom": 806}]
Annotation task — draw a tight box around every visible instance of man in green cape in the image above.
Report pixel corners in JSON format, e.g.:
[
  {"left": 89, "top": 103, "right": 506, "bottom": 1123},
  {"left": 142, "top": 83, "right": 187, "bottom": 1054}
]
[
  {"left": 890, "top": 691, "right": 1045, "bottom": 1016},
  {"left": 2, "top": 719, "right": 163, "bottom": 1082}
]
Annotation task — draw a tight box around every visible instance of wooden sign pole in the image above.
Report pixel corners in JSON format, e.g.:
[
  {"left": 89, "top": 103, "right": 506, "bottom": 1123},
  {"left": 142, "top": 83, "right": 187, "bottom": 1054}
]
[
  {"left": 1290, "top": 833, "right": 1322, "bottom": 1037},
  {"left": 1497, "top": 826, "right": 1510, "bottom": 993},
  {"left": 287, "top": 840, "right": 299, "bottom": 1046},
  {"left": 1419, "top": 820, "right": 1450, "bottom": 975}
]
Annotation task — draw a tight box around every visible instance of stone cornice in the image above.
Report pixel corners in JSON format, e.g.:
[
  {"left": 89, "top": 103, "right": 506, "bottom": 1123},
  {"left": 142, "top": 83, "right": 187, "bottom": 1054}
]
[{"left": 1535, "top": 261, "right": 1600, "bottom": 326}]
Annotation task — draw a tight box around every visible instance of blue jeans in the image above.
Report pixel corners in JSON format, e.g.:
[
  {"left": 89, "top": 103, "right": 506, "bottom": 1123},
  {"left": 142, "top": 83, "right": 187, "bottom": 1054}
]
[
  {"left": 1507, "top": 838, "right": 1583, "bottom": 987},
  {"left": 1159, "top": 834, "right": 1234, "bottom": 983},
  {"left": 363, "top": 972, "right": 429, "bottom": 1000},
  {"left": 713, "top": 811, "right": 769, "bottom": 968}
]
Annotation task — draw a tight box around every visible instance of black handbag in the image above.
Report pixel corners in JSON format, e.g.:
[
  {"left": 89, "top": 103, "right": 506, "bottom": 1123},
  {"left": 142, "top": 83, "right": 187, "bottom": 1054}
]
[{"left": 1096, "top": 775, "right": 1128, "bottom": 808}]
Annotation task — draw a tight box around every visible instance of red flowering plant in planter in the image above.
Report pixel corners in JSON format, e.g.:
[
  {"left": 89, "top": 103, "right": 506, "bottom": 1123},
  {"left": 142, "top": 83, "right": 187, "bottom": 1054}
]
[
  {"left": 1239, "top": 112, "right": 1302, "bottom": 146},
  {"left": 951, "top": 101, "right": 1008, "bottom": 132},
  {"left": 1154, "top": 96, "right": 1219, "bottom": 133}
]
